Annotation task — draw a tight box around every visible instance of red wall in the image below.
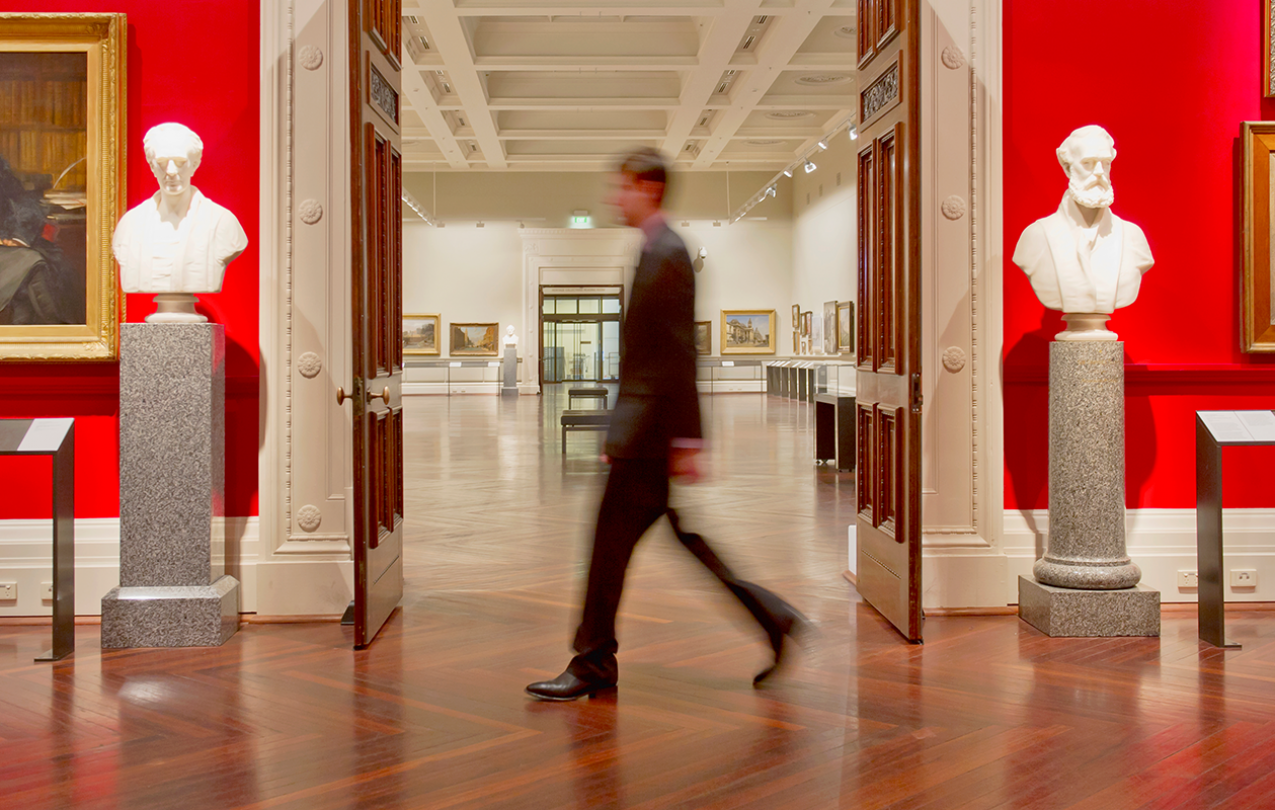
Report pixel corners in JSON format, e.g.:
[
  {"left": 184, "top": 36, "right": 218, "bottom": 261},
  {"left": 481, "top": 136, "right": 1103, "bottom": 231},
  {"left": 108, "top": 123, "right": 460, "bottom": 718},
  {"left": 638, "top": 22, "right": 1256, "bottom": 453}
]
[
  {"left": 0, "top": 1, "right": 259, "bottom": 518},
  {"left": 1005, "top": 0, "right": 1275, "bottom": 510}
]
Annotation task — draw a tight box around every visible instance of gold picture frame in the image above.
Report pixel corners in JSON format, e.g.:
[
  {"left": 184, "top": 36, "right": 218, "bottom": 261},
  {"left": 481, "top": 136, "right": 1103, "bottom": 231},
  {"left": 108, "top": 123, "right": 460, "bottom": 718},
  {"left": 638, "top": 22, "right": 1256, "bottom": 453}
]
[
  {"left": 449, "top": 322, "right": 499, "bottom": 356},
  {"left": 838, "top": 301, "right": 854, "bottom": 354},
  {"left": 0, "top": 14, "right": 125, "bottom": 361},
  {"left": 1242, "top": 122, "right": 1275, "bottom": 352},
  {"left": 721, "top": 309, "right": 776, "bottom": 355},
  {"left": 1266, "top": 1, "right": 1275, "bottom": 98},
  {"left": 402, "top": 313, "right": 439, "bottom": 356}
]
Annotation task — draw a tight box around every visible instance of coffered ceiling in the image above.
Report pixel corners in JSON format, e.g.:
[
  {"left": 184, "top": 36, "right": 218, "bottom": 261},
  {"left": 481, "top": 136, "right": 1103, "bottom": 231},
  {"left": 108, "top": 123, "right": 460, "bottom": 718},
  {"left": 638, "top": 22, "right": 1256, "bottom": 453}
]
[{"left": 399, "top": 0, "right": 858, "bottom": 172}]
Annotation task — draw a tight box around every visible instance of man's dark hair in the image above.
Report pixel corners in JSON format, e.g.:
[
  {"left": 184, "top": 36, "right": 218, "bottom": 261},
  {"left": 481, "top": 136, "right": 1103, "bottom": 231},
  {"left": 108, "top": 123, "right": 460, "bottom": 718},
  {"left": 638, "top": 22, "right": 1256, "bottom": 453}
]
[{"left": 616, "top": 147, "right": 670, "bottom": 205}]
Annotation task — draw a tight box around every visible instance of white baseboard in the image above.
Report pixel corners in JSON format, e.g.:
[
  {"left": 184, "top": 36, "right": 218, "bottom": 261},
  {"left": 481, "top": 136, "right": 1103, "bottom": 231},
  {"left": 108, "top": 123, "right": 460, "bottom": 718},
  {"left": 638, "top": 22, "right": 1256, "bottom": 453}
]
[
  {"left": 696, "top": 380, "right": 766, "bottom": 393},
  {"left": 0, "top": 517, "right": 260, "bottom": 615},
  {"left": 403, "top": 382, "right": 500, "bottom": 395},
  {"left": 1005, "top": 508, "right": 1275, "bottom": 604}
]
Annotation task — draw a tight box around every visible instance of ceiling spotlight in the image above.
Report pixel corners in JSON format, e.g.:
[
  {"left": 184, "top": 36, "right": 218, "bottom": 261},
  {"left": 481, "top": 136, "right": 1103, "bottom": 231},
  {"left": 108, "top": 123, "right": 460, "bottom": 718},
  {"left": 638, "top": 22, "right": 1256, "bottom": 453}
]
[
  {"left": 782, "top": 167, "right": 793, "bottom": 178},
  {"left": 804, "top": 160, "right": 817, "bottom": 173},
  {"left": 848, "top": 126, "right": 859, "bottom": 141},
  {"left": 817, "top": 140, "right": 828, "bottom": 150},
  {"left": 765, "top": 186, "right": 777, "bottom": 198}
]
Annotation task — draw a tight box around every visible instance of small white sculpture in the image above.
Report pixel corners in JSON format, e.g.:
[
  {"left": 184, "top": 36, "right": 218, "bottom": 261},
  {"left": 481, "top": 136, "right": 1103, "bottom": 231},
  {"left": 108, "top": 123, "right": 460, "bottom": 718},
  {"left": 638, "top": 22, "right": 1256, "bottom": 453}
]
[
  {"left": 502, "top": 325, "right": 519, "bottom": 348},
  {"left": 1012, "top": 125, "right": 1153, "bottom": 340},
  {"left": 112, "top": 123, "right": 249, "bottom": 323}
]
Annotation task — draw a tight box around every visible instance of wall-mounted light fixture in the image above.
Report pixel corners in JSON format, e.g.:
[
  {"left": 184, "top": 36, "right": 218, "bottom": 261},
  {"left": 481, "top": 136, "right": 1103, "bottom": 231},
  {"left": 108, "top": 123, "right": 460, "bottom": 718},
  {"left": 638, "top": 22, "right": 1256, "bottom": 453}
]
[
  {"left": 817, "top": 139, "right": 828, "bottom": 150},
  {"left": 848, "top": 125, "right": 859, "bottom": 141},
  {"left": 804, "top": 160, "right": 817, "bottom": 173},
  {"left": 783, "top": 167, "right": 793, "bottom": 178}
]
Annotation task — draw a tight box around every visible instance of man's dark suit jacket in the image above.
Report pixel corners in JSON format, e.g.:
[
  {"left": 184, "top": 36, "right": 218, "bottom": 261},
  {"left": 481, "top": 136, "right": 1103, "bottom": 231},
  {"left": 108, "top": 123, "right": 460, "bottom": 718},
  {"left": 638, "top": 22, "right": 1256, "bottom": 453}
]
[{"left": 604, "top": 220, "right": 703, "bottom": 460}]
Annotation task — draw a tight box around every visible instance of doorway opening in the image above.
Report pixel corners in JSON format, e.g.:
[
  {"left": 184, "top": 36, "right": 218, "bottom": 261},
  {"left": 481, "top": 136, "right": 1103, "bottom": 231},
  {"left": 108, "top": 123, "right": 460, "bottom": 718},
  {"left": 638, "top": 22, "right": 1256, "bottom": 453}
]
[{"left": 540, "top": 285, "right": 623, "bottom": 386}]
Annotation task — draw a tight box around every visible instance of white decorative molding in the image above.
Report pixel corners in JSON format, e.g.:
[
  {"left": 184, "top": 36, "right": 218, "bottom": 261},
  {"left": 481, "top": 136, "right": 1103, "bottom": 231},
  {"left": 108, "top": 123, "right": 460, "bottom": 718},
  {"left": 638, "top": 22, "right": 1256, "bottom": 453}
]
[
  {"left": 297, "top": 351, "right": 322, "bottom": 378},
  {"left": 298, "top": 43, "right": 323, "bottom": 70},
  {"left": 942, "top": 346, "right": 967, "bottom": 372},
  {"left": 941, "top": 194, "right": 967, "bottom": 220},
  {"left": 941, "top": 44, "right": 966, "bottom": 69},
  {"left": 297, "top": 504, "right": 322, "bottom": 532},
  {"left": 299, "top": 199, "right": 323, "bottom": 224},
  {"left": 260, "top": 0, "right": 353, "bottom": 615}
]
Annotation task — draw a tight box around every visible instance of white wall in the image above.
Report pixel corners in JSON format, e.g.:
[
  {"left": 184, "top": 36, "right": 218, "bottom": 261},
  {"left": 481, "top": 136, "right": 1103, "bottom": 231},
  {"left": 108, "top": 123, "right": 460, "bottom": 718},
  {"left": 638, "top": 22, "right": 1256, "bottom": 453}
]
[
  {"left": 791, "top": 132, "right": 856, "bottom": 325},
  {"left": 402, "top": 216, "right": 797, "bottom": 361},
  {"left": 403, "top": 220, "right": 524, "bottom": 356}
]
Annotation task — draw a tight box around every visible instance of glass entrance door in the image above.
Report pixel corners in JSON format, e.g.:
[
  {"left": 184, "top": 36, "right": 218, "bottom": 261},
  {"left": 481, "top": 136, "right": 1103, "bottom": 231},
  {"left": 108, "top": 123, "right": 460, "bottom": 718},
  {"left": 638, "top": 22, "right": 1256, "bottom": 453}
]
[{"left": 541, "top": 289, "right": 622, "bottom": 386}]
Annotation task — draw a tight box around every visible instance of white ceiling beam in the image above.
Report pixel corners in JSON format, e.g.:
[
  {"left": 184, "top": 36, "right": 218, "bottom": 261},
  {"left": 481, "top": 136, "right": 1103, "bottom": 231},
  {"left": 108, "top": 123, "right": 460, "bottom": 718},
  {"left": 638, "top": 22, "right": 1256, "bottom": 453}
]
[
  {"left": 660, "top": 0, "right": 766, "bottom": 159},
  {"left": 416, "top": 1, "right": 509, "bottom": 169},
  {"left": 402, "top": 52, "right": 470, "bottom": 169},
  {"left": 693, "top": 0, "right": 839, "bottom": 169}
]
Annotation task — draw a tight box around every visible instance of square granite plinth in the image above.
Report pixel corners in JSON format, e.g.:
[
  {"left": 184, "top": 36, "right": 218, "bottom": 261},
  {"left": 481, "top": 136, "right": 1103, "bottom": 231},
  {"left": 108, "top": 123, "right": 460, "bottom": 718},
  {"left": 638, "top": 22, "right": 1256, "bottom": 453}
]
[
  {"left": 101, "top": 575, "right": 239, "bottom": 648},
  {"left": 1018, "top": 576, "right": 1160, "bottom": 637}
]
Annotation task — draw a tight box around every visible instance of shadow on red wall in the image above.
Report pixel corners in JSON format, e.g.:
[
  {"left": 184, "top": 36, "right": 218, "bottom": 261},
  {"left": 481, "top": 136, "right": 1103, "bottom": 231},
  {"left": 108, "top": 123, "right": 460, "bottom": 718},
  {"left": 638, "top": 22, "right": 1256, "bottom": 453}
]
[{"left": 0, "top": 0, "right": 260, "bottom": 520}]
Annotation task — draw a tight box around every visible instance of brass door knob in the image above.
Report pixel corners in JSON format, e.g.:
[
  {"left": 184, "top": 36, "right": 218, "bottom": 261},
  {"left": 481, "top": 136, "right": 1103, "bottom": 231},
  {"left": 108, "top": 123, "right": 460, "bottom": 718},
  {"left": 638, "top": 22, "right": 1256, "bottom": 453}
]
[
  {"left": 367, "top": 386, "right": 390, "bottom": 404},
  {"left": 336, "top": 386, "right": 348, "bottom": 405}
]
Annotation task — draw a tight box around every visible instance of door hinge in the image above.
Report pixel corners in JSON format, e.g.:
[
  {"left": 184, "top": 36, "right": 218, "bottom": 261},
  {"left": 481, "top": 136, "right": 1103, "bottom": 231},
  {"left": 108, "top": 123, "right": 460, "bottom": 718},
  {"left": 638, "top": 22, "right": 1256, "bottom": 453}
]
[{"left": 910, "top": 372, "right": 922, "bottom": 414}]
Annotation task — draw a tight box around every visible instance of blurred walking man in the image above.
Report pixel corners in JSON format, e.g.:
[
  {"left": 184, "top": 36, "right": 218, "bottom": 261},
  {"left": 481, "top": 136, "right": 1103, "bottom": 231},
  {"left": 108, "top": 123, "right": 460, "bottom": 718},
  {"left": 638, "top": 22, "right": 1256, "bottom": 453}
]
[{"left": 526, "top": 148, "right": 805, "bottom": 701}]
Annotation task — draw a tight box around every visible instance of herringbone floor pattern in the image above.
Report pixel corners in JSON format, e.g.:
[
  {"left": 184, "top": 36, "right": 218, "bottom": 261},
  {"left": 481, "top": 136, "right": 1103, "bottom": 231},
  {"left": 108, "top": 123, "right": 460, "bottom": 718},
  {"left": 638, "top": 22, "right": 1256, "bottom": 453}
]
[{"left": 2, "top": 390, "right": 1274, "bottom": 809}]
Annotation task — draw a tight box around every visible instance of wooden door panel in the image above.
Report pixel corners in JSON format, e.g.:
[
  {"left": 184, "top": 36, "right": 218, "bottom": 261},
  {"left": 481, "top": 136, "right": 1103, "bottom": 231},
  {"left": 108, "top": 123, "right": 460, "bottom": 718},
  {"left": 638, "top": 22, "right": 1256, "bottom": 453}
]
[
  {"left": 350, "top": 0, "right": 403, "bottom": 648},
  {"left": 854, "top": 0, "right": 922, "bottom": 642}
]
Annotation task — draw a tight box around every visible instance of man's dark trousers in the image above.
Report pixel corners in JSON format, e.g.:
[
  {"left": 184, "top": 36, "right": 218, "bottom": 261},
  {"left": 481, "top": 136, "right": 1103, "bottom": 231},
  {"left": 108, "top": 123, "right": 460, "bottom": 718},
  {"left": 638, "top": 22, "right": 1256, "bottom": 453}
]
[{"left": 568, "top": 457, "right": 668, "bottom": 684}]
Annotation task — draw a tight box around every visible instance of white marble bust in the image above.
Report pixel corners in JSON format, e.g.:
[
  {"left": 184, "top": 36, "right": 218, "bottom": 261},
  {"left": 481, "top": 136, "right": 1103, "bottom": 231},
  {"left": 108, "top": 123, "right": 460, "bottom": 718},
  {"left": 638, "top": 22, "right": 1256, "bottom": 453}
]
[
  {"left": 503, "top": 325, "right": 519, "bottom": 347},
  {"left": 1012, "top": 125, "right": 1153, "bottom": 339},
  {"left": 112, "top": 123, "right": 248, "bottom": 322}
]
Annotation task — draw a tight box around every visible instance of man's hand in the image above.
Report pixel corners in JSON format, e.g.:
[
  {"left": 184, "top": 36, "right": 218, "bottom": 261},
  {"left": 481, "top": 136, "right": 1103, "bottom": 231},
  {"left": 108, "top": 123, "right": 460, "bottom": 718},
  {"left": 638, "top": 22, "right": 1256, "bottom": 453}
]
[{"left": 669, "top": 446, "right": 703, "bottom": 482}]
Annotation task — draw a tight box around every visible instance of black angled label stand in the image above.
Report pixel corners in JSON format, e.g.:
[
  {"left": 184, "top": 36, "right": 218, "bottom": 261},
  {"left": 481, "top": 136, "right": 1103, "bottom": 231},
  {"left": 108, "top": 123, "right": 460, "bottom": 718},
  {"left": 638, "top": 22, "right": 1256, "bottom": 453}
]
[
  {"left": 0, "top": 418, "right": 75, "bottom": 662},
  {"left": 1195, "top": 410, "right": 1275, "bottom": 648}
]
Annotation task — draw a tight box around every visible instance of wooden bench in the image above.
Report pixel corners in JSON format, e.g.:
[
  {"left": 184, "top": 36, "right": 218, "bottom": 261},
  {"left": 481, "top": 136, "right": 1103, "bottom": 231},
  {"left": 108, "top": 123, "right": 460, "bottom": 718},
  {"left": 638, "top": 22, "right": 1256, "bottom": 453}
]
[
  {"left": 567, "top": 386, "right": 609, "bottom": 409},
  {"left": 561, "top": 409, "right": 610, "bottom": 453}
]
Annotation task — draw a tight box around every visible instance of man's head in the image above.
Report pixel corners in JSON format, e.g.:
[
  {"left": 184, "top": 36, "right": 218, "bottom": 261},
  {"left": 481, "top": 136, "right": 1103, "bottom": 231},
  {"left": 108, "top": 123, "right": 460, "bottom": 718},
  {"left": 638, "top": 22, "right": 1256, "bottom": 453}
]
[
  {"left": 607, "top": 147, "right": 670, "bottom": 227},
  {"left": 144, "top": 123, "right": 203, "bottom": 200},
  {"left": 1057, "top": 125, "right": 1116, "bottom": 210}
]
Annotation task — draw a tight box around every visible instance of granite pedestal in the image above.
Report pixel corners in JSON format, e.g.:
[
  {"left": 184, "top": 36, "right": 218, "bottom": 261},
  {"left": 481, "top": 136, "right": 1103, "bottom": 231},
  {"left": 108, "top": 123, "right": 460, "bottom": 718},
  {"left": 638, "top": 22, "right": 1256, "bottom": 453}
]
[
  {"left": 1018, "top": 339, "right": 1160, "bottom": 637},
  {"left": 501, "top": 347, "right": 518, "bottom": 397},
  {"left": 101, "top": 323, "right": 239, "bottom": 648}
]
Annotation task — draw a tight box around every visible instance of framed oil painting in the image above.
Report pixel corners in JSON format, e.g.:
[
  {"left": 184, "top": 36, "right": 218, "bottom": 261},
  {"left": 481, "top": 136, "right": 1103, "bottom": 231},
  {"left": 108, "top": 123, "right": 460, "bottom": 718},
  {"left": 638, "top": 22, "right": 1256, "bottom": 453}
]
[
  {"left": 402, "top": 313, "right": 439, "bottom": 356},
  {"left": 838, "top": 301, "right": 854, "bottom": 354},
  {"left": 791, "top": 303, "right": 800, "bottom": 326},
  {"left": 0, "top": 14, "right": 125, "bottom": 361},
  {"left": 694, "top": 320, "right": 711, "bottom": 356},
  {"left": 721, "top": 309, "right": 775, "bottom": 355},
  {"left": 450, "top": 322, "right": 499, "bottom": 356},
  {"left": 1242, "top": 122, "right": 1275, "bottom": 352},
  {"left": 802, "top": 311, "right": 813, "bottom": 338},
  {"left": 822, "top": 300, "right": 837, "bottom": 355}
]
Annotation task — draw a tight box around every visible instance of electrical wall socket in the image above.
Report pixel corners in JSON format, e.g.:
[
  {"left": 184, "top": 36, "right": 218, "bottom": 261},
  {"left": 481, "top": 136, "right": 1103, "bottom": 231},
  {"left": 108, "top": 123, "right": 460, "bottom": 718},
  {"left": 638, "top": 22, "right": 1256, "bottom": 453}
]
[
  {"left": 1177, "top": 570, "right": 1199, "bottom": 588},
  {"left": 0, "top": 583, "right": 15, "bottom": 600},
  {"left": 41, "top": 583, "right": 52, "bottom": 601},
  {"left": 1231, "top": 569, "right": 1258, "bottom": 588}
]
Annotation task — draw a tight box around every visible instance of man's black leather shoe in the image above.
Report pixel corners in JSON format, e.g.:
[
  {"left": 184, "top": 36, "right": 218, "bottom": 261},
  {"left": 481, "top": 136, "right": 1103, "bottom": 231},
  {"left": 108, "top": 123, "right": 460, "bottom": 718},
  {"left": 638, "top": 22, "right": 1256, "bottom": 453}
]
[
  {"left": 525, "top": 671, "right": 617, "bottom": 701},
  {"left": 753, "top": 607, "right": 810, "bottom": 686}
]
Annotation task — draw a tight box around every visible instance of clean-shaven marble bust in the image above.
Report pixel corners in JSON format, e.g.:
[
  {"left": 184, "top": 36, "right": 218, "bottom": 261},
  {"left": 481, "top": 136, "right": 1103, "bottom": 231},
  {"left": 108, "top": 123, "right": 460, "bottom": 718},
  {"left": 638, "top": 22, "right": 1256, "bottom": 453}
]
[
  {"left": 503, "top": 325, "right": 519, "bottom": 347},
  {"left": 112, "top": 123, "right": 248, "bottom": 322},
  {"left": 1012, "top": 125, "right": 1153, "bottom": 339}
]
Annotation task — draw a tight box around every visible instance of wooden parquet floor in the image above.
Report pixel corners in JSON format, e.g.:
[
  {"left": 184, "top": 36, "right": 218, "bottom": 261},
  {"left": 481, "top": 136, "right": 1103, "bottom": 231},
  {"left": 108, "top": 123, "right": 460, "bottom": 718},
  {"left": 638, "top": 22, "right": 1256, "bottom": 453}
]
[{"left": 3, "top": 391, "right": 1275, "bottom": 809}]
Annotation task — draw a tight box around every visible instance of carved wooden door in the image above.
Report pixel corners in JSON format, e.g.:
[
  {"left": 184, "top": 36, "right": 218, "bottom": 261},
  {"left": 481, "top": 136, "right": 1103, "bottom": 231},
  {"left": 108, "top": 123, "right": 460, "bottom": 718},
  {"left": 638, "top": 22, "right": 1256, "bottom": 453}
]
[
  {"left": 347, "top": 0, "right": 404, "bottom": 648},
  {"left": 854, "top": 0, "right": 923, "bottom": 641}
]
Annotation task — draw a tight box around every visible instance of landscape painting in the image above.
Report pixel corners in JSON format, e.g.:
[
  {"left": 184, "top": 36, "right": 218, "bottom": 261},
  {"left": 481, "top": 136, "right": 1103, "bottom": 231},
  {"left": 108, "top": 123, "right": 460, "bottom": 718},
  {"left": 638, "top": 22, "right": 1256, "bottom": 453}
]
[
  {"left": 721, "top": 309, "right": 775, "bottom": 355},
  {"left": 694, "top": 320, "right": 711, "bottom": 355},
  {"left": 450, "top": 322, "right": 499, "bottom": 356},
  {"left": 402, "top": 313, "right": 439, "bottom": 355}
]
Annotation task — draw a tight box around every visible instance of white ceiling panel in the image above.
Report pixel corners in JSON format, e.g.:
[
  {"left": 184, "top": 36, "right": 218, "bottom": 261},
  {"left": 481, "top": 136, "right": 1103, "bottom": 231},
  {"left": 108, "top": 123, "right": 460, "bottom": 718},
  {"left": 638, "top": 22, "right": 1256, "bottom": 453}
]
[{"left": 402, "top": 0, "right": 856, "bottom": 171}]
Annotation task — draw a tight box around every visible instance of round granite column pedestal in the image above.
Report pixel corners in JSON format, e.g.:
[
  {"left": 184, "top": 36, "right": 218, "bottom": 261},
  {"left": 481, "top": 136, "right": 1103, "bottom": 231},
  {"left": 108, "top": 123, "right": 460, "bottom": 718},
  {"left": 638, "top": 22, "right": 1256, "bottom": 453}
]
[
  {"left": 1018, "top": 338, "right": 1160, "bottom": 637},
  {"left": 1038, "top": 340, "right": 1140, "bottom": 589}
]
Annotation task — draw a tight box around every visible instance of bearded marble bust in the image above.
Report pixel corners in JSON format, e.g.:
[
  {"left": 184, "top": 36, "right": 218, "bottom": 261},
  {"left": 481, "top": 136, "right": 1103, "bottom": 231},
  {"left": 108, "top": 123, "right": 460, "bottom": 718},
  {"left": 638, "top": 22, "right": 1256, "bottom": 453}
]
[
  {"left": 112, "top": 123, "right": 248, "bottom": 322},
  {"left": 1012, "top": 125, "right": 1153, "bottom": 337}
]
